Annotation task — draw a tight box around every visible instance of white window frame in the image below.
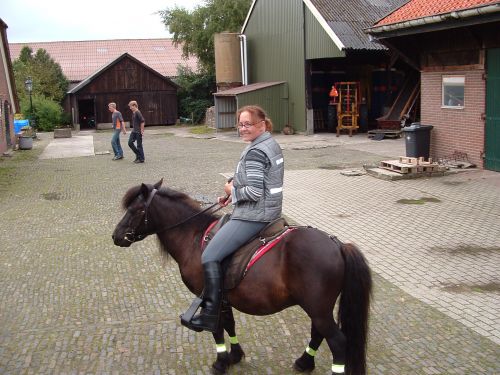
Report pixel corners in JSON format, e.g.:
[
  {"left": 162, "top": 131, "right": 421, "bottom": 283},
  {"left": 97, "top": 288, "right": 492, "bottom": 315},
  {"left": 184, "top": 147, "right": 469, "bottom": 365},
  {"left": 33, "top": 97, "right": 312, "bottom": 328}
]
[{"left": 442, "top": 76, "right": 465, "bottom": 109}]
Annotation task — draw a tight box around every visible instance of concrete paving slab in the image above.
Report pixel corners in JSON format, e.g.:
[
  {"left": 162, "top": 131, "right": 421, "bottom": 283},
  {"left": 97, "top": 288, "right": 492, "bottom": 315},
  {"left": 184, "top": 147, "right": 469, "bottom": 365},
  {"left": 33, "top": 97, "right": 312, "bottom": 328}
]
[{"left": 38, "top": 135, "right": 94, "bottom": 159}]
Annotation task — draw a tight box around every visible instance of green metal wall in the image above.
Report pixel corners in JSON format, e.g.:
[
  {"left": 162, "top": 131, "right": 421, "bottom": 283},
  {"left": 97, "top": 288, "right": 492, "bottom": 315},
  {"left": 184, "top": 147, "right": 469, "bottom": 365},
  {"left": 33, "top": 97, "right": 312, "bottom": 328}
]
[
  {"left": 305, "top": 7, "right": 344, "bottom": 60},
  {"left": 237, "top": 83, "right": 289, "bottom": 131},
  {"left": 485, "top": 48, "right": 500, "bottom": 171},
  {"left": 245, "top": 0, "right": 306, "bottom": 132}
]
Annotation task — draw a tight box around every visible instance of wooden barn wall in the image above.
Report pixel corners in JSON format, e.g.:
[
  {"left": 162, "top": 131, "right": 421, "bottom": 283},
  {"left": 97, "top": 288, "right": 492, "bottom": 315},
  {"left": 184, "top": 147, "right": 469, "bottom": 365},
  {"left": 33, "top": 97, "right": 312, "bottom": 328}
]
[{"left": 75, "top": 58, "right": 178, "bottom": 125}]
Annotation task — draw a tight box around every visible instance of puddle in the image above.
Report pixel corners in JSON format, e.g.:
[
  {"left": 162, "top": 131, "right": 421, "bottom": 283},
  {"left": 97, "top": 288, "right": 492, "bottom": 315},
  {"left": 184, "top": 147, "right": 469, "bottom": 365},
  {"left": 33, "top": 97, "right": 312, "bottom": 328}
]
[
  {"left": 442, "top": 181, "right": 465, "bottom": 186},
  {"left": 42, "top": 192, "right": 62, "bottom": 200},
  {"left": 397, "top": 197, "right": 441, "bottom": 204},
  {"left": 430, "top": 244, "right": 500, "bottom": 255},
  {"left": 319, "top": 164, "right": 342, "bottom": 170},
  {"left": 440, "top": 282, "right": 500, "bottom": 293}
]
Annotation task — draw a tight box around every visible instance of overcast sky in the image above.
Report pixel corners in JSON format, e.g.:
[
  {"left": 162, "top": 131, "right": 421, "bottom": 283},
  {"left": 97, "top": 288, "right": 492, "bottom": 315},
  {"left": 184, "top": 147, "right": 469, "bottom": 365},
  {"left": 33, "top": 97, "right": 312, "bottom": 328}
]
[{"left": 2, "top": 0, "right": 205, "bottom": 43}]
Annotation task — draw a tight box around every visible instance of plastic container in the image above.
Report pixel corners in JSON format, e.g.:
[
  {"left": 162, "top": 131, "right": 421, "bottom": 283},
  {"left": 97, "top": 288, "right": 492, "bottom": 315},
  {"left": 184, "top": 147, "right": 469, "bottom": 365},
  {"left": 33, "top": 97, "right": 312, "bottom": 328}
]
[
  {"left": 402, "top": 123, "right": 434, "bottom": 159},
  {"left": 14, "top": 119, "right": 30, "bottom": 134}
]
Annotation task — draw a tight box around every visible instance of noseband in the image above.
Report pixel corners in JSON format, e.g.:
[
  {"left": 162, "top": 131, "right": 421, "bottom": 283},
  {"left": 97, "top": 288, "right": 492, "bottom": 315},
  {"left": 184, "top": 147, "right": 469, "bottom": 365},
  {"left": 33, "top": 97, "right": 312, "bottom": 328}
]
[
  {"left": 124, "top": 188, "right": 158, "bottom": 243},
  {"left": 124, "top": 188, "right": 222, "bottom": 244}
]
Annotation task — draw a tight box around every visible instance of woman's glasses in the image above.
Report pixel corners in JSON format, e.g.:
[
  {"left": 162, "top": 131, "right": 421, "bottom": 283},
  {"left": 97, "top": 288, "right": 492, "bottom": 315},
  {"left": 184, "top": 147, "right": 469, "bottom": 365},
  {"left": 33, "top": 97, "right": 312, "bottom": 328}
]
[{"left": 237, "top": 120, "right": 263, "bottom": 129}]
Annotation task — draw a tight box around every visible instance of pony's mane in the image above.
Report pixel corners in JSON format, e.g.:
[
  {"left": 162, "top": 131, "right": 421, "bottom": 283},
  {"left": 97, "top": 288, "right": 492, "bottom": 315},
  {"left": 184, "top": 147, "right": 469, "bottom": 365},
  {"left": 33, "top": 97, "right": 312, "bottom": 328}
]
[{"left": 122, "top": 184, "right": 200, "bottom": 211}]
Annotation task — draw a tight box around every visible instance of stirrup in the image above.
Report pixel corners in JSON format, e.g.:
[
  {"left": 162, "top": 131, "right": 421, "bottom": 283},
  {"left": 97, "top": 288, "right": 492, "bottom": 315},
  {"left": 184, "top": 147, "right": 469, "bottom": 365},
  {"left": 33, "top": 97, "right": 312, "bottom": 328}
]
[{"left": 180, "top": 297, "right": 204, "bottom": 332}]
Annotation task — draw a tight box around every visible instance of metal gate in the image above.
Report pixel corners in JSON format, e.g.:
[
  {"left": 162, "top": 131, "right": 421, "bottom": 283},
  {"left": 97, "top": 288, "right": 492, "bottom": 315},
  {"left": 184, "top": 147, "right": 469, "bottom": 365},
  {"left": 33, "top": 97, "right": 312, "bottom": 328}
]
[{"left": 485, "top": 48, "right": 500, "bottom": 171}]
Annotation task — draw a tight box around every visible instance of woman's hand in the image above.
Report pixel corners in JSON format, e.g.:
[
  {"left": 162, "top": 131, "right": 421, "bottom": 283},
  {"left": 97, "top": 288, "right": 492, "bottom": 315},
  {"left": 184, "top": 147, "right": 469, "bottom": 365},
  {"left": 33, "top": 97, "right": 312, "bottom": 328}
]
[
  {"left": 218, "top": 195, "right": 231, "bottom": 207},
  {"left": 224, "top": 180, "right": 233, "bottom": 196}
]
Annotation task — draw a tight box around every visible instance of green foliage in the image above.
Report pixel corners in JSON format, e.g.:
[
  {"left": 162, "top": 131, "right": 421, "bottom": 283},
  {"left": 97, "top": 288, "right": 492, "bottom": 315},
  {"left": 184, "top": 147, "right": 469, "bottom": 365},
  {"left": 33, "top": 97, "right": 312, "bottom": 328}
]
[
  {"left": 13, "top": 46, "right": 69, "bottom": 104},
  {"left": 159, "top": 0, "right": 252, "bottom": 74},
  {"left": 174, "top": 66, "right": 216, "bottom": 124},
  {"left": 21, "top": 95, "right": 63, "bottom": 132}
]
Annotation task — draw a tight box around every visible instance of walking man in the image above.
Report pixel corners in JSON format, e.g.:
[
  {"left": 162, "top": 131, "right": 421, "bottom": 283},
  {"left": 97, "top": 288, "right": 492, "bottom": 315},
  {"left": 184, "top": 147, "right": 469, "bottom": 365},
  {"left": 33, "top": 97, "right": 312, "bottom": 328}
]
[
  {"left": 108, "top": 102, "right": 126, "bottom": 160},
  {"left": 127, "top": 100, "right": 145, "bottom": 163}
]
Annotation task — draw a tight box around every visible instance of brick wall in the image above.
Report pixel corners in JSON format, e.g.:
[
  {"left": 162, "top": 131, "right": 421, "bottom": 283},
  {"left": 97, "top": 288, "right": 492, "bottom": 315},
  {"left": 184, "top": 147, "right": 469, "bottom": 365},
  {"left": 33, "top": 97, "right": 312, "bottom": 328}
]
[{"left": 421, "top": 70, "right": 485, "bottom": 168}]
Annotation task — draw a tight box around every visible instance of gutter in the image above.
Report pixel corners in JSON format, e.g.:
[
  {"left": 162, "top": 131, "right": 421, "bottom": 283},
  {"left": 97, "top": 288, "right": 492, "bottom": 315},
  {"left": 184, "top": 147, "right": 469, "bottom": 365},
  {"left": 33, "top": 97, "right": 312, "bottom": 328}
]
[{"left": 366, "top": 3, "right": 500, "bottom": 35}]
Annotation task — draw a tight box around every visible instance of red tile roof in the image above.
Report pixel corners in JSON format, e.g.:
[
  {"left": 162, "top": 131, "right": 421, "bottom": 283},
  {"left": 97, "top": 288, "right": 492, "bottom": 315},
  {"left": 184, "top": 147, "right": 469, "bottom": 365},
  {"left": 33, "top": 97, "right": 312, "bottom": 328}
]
[
  {"left": 9, "top": 39, "right": 198, "bottom": 81},
  {"left": 376, "top": 0, "right": 500, "bottom": 26}
]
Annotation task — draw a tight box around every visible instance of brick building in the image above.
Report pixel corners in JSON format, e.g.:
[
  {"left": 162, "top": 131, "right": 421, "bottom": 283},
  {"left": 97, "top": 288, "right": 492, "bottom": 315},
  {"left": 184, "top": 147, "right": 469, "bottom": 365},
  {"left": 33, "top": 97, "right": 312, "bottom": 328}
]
[
  {"left": 367, "top": 0, "right": 500, "bottom": 171},
  {"left": 0, "top": 19, "right": 19, "bottom": 154}
]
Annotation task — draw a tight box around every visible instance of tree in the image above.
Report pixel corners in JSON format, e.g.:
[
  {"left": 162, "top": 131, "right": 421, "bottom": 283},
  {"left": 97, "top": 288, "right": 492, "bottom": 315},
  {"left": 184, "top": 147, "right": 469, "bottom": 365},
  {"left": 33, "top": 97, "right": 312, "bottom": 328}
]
[
  {"left": 13, "top": 46, "right": 69, "bottom": 104},
  {"left": 159, "top": 0, "right": 252, "bottom": 74},
  {"left": 174, "top": 66, "right": 216, "bottom": 123}
]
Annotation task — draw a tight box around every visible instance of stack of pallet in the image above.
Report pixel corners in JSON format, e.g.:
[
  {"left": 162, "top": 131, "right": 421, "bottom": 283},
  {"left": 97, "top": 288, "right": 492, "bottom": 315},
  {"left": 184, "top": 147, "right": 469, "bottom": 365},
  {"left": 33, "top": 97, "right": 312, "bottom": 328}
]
[{"left": 380, "top": 157, "right": 446, "bottom": 174}]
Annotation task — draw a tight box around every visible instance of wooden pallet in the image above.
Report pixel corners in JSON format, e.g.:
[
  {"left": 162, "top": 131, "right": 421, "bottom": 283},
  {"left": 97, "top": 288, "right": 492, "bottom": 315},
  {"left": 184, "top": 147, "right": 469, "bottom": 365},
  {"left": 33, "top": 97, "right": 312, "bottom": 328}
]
[
  {"left": 380, "top": 159, "right": 443, "bottom": 174},
  {"left": 367, "top": 129, "right": 402, "bottom": 139}
]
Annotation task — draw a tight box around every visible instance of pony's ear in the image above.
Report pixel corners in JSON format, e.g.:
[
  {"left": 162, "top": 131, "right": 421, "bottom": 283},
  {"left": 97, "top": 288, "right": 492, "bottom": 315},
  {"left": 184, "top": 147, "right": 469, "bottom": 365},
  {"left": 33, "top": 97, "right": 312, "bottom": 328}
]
[
  {"left": 140, "top": 183, "right": 150, "bottom": 198},
  {"left": 154, "top": 178, "right": 163, "bottom": 189}
]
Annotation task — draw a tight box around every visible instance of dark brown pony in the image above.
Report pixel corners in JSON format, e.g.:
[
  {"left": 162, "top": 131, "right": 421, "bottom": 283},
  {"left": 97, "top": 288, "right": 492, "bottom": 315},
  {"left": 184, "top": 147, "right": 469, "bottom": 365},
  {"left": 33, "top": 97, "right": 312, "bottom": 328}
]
[{"left": 112, "top": 180, "right": 372, "bottom": 375}]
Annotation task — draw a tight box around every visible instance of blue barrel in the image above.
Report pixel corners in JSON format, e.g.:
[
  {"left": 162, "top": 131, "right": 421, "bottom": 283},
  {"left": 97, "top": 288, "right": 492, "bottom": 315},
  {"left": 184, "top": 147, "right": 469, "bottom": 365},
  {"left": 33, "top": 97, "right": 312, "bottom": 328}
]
[{"left": 14, "top": 119, "right": 30, "bottom": 134}]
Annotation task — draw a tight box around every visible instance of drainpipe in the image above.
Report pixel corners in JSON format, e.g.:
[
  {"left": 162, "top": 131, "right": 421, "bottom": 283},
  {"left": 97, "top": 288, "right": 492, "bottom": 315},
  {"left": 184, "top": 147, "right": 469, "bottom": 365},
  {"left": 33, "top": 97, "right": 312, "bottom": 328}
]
[{"left": 239, "top": 34, "right": 248, "bottom": 85}]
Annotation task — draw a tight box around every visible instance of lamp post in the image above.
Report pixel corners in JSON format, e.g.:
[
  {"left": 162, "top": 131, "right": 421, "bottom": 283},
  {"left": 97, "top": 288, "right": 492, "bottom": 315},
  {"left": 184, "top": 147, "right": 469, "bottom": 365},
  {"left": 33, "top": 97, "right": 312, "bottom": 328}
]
[{"left": 24, "top": 76, "right": 34, "bottom": 129}]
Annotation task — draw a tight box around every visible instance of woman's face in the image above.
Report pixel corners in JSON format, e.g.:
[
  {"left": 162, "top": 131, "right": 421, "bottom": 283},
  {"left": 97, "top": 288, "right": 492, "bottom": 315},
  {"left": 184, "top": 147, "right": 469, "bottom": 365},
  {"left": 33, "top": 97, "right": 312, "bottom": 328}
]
[{"left": 238, "top": 111, "right": 265, "bottom": 142}]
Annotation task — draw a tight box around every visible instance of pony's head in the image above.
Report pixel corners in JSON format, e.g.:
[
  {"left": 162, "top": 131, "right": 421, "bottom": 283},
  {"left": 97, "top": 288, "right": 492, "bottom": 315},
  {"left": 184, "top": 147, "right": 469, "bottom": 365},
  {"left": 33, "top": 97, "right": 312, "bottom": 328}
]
[
  {"left": 112, "top": 179, "right": 164, "bottom": 247},
  {"left": 112, "top": 179, "right": 209, "bottom": 248}
]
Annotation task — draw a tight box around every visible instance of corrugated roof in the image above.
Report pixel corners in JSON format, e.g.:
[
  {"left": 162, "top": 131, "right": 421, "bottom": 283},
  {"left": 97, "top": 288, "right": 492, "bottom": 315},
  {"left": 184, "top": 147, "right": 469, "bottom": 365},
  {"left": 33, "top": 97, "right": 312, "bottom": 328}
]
[
  {"left": 9, "top": 39, "right": 198, "bottom": 82},
  {"left": 307, "top": 0, "right": 408, "bottom": 50},
  {"left": 213, "top": 82, "right": 285, "bottom": 96},
  {"left": 375, "top": 0, "right": 500, "bottom": 26}
]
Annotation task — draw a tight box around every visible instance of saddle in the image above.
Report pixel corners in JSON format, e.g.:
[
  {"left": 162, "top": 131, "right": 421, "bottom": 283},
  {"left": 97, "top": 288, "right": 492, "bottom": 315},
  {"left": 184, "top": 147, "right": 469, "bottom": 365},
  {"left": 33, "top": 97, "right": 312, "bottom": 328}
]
[{"left": 201, "top": 215, "right": 295, "bottom": 290}]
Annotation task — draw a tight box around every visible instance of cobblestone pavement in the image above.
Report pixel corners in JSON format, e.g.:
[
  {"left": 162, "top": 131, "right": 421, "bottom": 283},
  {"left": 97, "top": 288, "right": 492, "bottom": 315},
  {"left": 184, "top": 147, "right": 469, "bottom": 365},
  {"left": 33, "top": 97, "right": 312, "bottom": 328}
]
[{"left": 0, "top": 127, "right": 498, "bottom": 374}]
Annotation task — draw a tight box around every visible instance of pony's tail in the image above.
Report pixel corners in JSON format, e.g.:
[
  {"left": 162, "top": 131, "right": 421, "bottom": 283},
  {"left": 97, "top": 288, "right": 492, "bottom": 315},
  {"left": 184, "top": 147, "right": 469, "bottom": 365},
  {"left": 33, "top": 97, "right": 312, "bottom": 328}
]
[{"left": 338, "top": 243, "right": 372, "bottom": 375}]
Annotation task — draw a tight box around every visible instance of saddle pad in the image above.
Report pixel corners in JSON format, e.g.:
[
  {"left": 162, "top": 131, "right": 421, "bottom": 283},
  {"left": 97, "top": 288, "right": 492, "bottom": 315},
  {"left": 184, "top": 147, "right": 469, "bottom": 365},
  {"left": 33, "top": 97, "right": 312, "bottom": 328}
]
[{"left": 201, "top": 217, "right": 292, "bottom": 290}]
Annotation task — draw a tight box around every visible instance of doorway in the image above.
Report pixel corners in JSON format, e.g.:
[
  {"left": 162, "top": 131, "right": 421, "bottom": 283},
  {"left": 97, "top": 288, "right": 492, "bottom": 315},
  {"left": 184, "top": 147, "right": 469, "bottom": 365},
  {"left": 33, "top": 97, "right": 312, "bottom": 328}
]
[
  {"left": 78, "top": 99, "right": 95, "bottom": 129},
  {"left": 485, "top": 48, "right": 500, "bottom": 171}
]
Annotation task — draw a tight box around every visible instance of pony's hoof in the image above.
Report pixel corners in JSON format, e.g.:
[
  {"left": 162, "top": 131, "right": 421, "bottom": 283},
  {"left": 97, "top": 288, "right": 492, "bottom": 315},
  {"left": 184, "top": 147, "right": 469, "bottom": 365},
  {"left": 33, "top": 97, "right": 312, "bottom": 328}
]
[
  {"left": 293, "top": 352, "right": 315, "bottom": 372},
  {"left": 228, "top": 345, "right": 245, "bottom": 364},
  {"left": 211, "top": 360, "right": 228, "bottom": 374}
]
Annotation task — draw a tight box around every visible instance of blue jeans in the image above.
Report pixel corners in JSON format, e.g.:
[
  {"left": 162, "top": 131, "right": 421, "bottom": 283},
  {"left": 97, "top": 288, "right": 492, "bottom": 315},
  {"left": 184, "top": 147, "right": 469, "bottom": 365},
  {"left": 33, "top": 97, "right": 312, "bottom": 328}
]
[
  {"left": 111, "top": 129, "right": 123, "bottom": 157},
  {"left": 128, "top": 131, "right": 144, "bottom": 161}
]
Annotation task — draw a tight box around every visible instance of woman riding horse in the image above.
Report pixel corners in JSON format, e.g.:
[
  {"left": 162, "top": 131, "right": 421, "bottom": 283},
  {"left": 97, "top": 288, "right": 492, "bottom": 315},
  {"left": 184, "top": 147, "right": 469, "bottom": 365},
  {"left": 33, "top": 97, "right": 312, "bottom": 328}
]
[{"left": 182, "top": 105, "right": 284, "bottom": 333}]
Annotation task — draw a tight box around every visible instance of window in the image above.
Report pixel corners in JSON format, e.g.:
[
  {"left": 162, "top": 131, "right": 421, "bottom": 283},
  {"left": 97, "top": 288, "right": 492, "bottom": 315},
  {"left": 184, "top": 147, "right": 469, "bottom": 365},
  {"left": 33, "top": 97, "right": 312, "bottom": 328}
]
[{"left": 442, "top": 76, "right": 465, "bottom": 108}]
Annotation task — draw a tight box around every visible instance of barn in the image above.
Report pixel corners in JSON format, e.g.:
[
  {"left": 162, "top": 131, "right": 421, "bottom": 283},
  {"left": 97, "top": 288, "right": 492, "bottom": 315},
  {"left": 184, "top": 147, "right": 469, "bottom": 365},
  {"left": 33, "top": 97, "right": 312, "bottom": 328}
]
[{"left": 66, "top": 53, "right": 179, "bottom": 129}]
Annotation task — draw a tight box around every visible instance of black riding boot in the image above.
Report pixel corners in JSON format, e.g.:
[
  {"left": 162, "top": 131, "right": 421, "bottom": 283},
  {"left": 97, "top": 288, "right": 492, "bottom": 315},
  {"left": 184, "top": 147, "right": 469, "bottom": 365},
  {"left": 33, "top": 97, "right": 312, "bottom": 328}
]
[{"left": 184, "top": 261, "right": 223, "bottom": 333}]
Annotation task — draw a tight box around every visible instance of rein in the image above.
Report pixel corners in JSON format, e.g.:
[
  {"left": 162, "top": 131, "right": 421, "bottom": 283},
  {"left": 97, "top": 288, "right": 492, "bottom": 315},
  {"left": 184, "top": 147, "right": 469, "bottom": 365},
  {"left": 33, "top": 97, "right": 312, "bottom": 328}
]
[{"left": 124, "top": 188, "right": 223, "bottom": 243}]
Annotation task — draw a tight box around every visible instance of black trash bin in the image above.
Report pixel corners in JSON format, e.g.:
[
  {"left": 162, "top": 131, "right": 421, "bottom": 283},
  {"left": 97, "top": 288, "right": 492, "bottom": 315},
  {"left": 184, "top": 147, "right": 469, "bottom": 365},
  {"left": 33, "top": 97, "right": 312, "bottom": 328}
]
[{"left": 402, "top": 123, "right": 434, "bottom": 159}]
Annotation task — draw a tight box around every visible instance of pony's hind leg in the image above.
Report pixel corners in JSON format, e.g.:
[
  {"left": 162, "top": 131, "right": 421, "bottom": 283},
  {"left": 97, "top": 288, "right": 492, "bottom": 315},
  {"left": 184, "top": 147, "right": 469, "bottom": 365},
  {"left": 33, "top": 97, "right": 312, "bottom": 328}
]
[
  {"left": 221, "top": 305, "right": 245, "bottom": 365},
  {"left": 316, "top": 319, "right": 346, "bottom": 374},
  {"left": 294, "top": 323, "right": 324, "bottom": 372}
]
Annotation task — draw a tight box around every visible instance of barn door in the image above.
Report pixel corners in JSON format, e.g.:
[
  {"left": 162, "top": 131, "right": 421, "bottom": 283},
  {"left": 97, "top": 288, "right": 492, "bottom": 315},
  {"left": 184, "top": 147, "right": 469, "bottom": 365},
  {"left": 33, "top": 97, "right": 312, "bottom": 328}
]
[{"left": 485, "top": 48, "right": 500, "bottom": 171}]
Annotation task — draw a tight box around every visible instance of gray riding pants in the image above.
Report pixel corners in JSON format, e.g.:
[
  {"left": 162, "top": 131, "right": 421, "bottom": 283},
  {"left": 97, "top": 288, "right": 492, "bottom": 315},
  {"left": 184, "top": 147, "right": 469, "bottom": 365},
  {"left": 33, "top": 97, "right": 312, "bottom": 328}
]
[{"left": 201, "top": 219, "right": 268, "bottom": 264}]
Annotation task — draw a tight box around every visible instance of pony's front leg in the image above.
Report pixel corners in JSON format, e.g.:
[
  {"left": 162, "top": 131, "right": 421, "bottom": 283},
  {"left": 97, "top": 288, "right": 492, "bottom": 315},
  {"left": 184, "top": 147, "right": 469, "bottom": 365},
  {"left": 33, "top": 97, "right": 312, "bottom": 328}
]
[
  {"left": 221, "top": 305, "right": 245, "bottom": 365},
  {"left": 294, "top": 322, "right": 324, "bottom": 372},
  {"left": 211, "top": 323, "right": 230, "bottom": 375}
]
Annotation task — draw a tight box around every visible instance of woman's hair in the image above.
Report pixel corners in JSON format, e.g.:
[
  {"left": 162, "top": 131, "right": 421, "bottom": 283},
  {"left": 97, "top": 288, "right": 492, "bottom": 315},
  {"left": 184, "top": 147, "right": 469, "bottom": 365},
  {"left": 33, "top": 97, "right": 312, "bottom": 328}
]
[
  {"left": 237, "top": 105, "right": 273, "bottom": 132},
  {"left": 128, "top": 100, "right": 138, "bottom": 108}
]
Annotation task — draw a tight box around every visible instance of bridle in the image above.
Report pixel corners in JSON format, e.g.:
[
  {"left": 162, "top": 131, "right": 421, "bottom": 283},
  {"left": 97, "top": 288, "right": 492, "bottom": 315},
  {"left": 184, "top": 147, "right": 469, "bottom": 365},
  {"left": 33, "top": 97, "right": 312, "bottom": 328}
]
[{"left": 123, "top": 188, "right": 223, "bottom": 244}]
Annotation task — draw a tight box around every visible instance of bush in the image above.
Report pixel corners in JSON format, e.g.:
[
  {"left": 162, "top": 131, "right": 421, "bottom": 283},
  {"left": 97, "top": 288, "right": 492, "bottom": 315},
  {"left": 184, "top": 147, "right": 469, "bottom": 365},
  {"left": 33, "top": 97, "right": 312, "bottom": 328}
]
[
  {"left": 174, "top": 66, "right": 216, "bottom": 124},
  {"left": 20, "top": 95, "right": 63, "bottom": 131}
]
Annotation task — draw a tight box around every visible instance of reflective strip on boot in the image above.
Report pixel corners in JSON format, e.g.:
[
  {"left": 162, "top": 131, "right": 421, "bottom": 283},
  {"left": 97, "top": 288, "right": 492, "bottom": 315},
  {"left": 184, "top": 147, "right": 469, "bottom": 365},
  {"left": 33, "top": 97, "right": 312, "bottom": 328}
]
[
  {"left": 305, "top": 346, "right": 317, "bottom": 356},
  {"left": 216, "top": 343, "right": 227, "bottom": 353},
  {"left": 332, "top": 363, "right": 345, "bottom": 373},
  {"left": 229, "top": 336, "right": 239, "bottom": 345}
]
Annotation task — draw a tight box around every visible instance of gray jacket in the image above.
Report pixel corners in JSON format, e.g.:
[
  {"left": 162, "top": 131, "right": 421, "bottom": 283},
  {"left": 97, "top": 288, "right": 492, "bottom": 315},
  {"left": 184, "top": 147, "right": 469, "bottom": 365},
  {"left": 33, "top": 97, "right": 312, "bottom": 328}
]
[{"left": 231, "top": 132, "right": 284, "bottom": 222}]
